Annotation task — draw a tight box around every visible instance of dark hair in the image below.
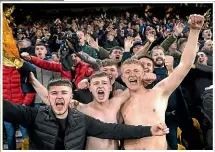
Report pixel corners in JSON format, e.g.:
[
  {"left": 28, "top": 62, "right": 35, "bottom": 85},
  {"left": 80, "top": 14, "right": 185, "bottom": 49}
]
[
  {"left": 109, "top": 46, "right": 124, "bottom": 55},
  {"left": 138, "top": 55, "right": 154, "bottom": 65},
  {"left": 100, "top": 59, "right": 119, "bottom": 69},
  {"left": 35, "top": 42, "right": 46, "bottom": 47},
  {"left": 89, "top": 71, "right": 110, "bottom": 83},
  {"left": 47, "top": 78, "right": 73, "bottom": 90},
  {"left": 52, "top": 52, "right": 60, "bottom": 58}
]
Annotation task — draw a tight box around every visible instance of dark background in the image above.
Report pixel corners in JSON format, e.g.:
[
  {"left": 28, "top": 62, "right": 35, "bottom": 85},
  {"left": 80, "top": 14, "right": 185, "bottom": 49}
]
[{"left": 3, "top": 3, "right": 213, "bottom": 24}]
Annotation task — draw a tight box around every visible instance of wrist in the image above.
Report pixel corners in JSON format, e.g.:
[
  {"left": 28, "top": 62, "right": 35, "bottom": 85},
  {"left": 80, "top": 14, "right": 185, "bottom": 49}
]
[{"left": 124, "top": 47, "right": 131, "bottom": 52}]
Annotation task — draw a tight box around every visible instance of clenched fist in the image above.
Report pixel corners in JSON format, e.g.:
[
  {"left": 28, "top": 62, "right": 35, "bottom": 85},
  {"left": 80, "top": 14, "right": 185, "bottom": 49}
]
[
  {"left": 188, "top": 14, "right": 204, "bottom": 31},
  {"left": 143, "top": 72, "right": 157, "bottom": 86},
  {"left": 21, "top": 52, "right": 31, "bottom": 61},
  {"left": 164, "top": 55, "right": 174, "bottom": 74}
]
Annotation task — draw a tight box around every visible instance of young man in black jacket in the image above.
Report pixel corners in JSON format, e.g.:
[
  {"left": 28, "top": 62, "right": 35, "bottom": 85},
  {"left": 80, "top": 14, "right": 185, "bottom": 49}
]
[{"left": 3, "top": 78, "right": 169, "bottom": 150}]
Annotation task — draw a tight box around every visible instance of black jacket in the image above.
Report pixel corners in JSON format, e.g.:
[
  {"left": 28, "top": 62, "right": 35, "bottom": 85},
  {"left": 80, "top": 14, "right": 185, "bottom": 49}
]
[{"left": 3, "top": 100, "right": 152, "bottom": 150}]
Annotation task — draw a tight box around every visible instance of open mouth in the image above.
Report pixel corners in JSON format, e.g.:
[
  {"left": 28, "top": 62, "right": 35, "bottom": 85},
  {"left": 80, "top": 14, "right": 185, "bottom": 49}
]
[
  {"left": 97, "top": 90, "right": 105, "bottom": 99},
  {"left": 56, "top": 101, "right": 64, "bottom": 111},
  {"left": 115, "top": 56, "right": 120, "bottom": 60},
  {"left": 129, "top": 79, "right": 137, "bottom": 85}
]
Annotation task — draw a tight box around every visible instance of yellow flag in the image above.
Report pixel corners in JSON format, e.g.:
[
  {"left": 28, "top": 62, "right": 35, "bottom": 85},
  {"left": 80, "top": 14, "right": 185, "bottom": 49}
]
[{"left": 3, "top": 14, "right": 23, "bottom": 68}]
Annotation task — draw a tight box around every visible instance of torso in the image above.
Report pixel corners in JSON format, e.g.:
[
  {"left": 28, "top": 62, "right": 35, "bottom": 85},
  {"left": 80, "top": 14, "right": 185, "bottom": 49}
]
[
  {"left": 121, "top": 89, "right": 168, "bottom": 150},
  {"left": 77, "top": 102, "right": 120, "bottom": 150}
]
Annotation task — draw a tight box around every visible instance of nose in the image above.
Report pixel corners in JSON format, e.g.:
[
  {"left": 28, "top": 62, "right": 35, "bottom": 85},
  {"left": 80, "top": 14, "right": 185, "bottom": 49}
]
[{"left": 56, "top": 93, "right": 63, "bottom": 98}]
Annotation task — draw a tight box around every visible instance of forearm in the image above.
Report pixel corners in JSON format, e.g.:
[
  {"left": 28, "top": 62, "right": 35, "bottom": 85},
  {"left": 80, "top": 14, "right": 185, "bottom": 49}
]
[
  {"left": 160, "top": 35, "right": 177, "bottom": 52},
  {"left": 86, "top": 115, "right": 152, "bottom": 140},
  {"left": 195, "top": 63, "right": 213, "bottom": 73},
  {"left": 78, "top": 51, "right": 101, "bottom": 71},
  {"left": 31, "top": 79, "right": 49, "bottom": 105},
  {"left": 133, "top": 41, "right": 151, "bottom": 58}
]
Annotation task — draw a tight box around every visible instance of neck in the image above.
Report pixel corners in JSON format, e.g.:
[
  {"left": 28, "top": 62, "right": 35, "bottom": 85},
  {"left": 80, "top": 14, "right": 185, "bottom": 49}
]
[
  {"left": 130, "top": 87, "right": 147, "bottom": 96},
  {"left": 79, "top": 41, "right": 85, "bottom": 46},
  {"left": 55, "top": 110, "right": 68, "bottom": 119},
  {"left": 92, "top": 99, "right": 110, "bottom": 110}
]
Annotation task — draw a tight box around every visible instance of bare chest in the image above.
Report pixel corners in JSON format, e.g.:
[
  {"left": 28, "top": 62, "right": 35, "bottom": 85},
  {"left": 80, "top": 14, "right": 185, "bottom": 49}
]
[{"left": 121, "top": 93, "right": 166, "bottom": 125}]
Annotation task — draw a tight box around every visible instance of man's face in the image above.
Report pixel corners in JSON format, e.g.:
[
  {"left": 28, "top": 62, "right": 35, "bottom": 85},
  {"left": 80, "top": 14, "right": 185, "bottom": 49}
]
[
  {"left": 151, "top": 49, "right": 165, "bottom": 67},
  {"left": 17, "top": 33, "right": 23, "bottom": 40},
  {"left": 133, "top": 45, "right": 143, "bottom": 54},
  {"left": 22, "top": 40, "right": 30, "bottom": 48},
  {"left": 48, "top": 86, "right": 72, "bottom": 117},
  {"left": 121, "top": 64, "right": 144, "bottom": 91},
  {"left": 197, "top": 52, "right": 208, "bottom": 65},
  {"left": 110, "top": 49, "right": 123, "bottom": 62},
  {"left": 203, "top": 40, "right": 213, "bottom": 51},
  {"left": 71, "top": 53, "right": 81, "bottom": 66},
  {"left": 139, "top": 58, "right": 154, "bottom": 73},
  {"left": 89, "top": 76, "right": 112, "bottom": 103},
  {"left": 52, "top": 54, "right": 60, "bottom": 62},
  {"left": 76, "top": 31, "right": 85, "bottom": 43},
  {"left": 36, "top": 30, "right": 43, "bottom": 37},
  {"left": 202, "top": 29, "right": 212, "bottom": 40},
  {"left": 107, "top": 33, "right": 114, "bottom": 41},
  {"left": 100, "top": 65, "right": 118, "bottom": 85},
  {"left": 169, "top": 41, "right": 177, "bottom": 51},
  {"left": 35, "top": 45, "right": 47, "bottom": 59}
]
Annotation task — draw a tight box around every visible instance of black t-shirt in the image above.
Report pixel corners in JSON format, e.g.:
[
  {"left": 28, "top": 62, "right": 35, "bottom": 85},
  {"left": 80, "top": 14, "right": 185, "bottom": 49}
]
[{"left": 55, "top": 117, "right": 67, "bottom": 150}]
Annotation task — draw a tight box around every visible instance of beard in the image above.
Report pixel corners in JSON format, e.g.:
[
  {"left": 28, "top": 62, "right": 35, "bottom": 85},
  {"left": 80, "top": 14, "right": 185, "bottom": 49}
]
[{"left": 153, "top": 57, "right": 164, "bottom": 67}]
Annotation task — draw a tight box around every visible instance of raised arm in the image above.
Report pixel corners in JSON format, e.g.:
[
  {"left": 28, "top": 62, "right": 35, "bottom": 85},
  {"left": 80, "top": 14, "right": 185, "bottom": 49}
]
[
  {"left": 154, "top": 14, "right": 204, "bottom": 98},
  {"left": 132, "top": 33, "right": 155, "bottom": 59},
  {"left": 77, "top": 51, "right": 101, "bottom": 71},
  {"left": 21, "top": 52, "right": 62, "bottom": 72},
  {"left": 29, "top": 72, "right": 49, "bottom": 105}
]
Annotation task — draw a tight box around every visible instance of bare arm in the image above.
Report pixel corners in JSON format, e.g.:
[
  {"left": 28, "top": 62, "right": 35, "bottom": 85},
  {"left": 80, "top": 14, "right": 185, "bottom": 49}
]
[
  {"left": 111, "top": 89, "right": 130, "bottom": 107},
  {"left": 29, "top": 72, "right": 49, "bottom": 105},
  {"left": 154, "top": 15, "right": 204, "bottom": 98}
]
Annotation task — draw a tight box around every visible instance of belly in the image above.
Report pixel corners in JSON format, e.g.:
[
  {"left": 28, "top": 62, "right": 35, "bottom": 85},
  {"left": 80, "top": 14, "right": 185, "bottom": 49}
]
[
  {"left": 85, "top": 137, "right": 119, "bottom": 150},
  {"left": 124, "top": 136, "right": 167, "bottom": 150}
]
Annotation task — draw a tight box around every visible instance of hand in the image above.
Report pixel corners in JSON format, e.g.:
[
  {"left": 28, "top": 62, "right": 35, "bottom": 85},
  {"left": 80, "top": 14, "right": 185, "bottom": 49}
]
[
  {"left": 21, "top": 52, "right": 31, "bottom": 61},
  {"left": 188, "top": 14, "right": 204, "bottom": 31},
  {"left": 29, "top": 72, "right": 36, "bottom": 84},
  {"left": 173, "top": 23, "right": 185, "bottom": 36},
  {"left": 69, "top": 99, "right": 79, "bottom": 109},
  {"left": 146, "top": 33, "right": 155, "bottom": 43},
  {"left": 164, "top": 55, "right": 174, "bottom": 74},
  {"left": 143, "top": 73, "right": 157, "bottom": 86},
  {"left": 150, "top": 122, "right": 169, "bottom": 136},
  {"left": 124, "top": 37, "right": 134, "bottom": 51},
  {"left": 89, "top": 38, "right": 99, "bottom": 50},
  {"left": 77, "top": 79, "right": 89, "bottom": 89}
]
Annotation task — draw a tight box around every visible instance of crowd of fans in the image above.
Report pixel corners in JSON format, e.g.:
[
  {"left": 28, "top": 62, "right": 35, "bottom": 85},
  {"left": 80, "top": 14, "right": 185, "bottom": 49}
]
[{"left": 3, "top": 4, "right": 213, "bottom": 150}]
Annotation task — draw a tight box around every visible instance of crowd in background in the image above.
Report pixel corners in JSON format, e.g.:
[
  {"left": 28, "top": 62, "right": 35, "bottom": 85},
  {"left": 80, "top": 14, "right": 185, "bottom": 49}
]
[{"left": 3, "top": 4, "right": 213, "bottom": 150}]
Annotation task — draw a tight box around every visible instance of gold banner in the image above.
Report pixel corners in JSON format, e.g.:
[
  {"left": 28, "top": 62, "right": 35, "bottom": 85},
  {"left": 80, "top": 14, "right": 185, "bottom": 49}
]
[{"left": 3, "top": 14, "right": 23, "bottom": 68}]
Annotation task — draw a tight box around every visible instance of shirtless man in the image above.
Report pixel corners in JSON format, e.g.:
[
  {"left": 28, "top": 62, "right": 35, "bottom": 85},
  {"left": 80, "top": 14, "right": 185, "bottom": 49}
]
[
  {"left": 120, "top": 14, "right": 204, "bottom": 150},
  {"left": 29, "top": 71, "right": 164, "bottom": 150}
]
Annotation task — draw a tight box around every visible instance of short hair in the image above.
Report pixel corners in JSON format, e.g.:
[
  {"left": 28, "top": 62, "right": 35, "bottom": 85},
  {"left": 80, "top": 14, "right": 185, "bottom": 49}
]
[
  {"left": 89, "top": 71, "right": 110, "bottom": 83},
  {"left": 109, "top": 46, "right": 124, "bottom": 55},
  {"left": 150, "top": 45, "right": 165, "bottom": 56},
  {"left": 100, "top": 59, "right": 119, "bottom": 68},
  {"left": 138, "top": 55, "right": 154, "bottom": 65},
  {"left": 35, "top": 42, "right": 46, "bottom": 47},
  {"left": 47, "top": 78, "right": 73, "bottom": 90},
  {"left": 52, "top": 52, "right": 60, "bottom": 58},
  {"left": 122, "top": 58, "right": 144, "bottom": 69}
]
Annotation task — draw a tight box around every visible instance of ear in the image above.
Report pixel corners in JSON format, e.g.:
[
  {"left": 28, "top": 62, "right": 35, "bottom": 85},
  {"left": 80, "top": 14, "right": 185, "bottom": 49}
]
[{"left": 88, "top": 83, "right": 92, "bottom": 93}]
